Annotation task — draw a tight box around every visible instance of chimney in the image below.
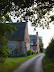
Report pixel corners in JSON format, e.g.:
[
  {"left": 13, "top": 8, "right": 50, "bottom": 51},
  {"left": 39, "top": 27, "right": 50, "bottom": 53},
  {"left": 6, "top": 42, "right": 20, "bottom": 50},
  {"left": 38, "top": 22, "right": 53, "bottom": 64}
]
[{"left": 36, "top": 32, "right": 38, "bottom": 35}]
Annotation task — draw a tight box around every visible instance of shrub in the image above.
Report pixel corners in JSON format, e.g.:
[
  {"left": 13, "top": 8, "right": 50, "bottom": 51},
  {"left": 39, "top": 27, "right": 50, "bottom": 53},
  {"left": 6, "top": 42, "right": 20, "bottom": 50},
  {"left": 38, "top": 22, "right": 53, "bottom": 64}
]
[
  {"left": 31, "top": 51, "right": 35, "bottom": 55},
  {"left": 43, "top": 56, "right": 54, "bottom": 72},
  {"left": 0, "top": 46, "right": 10, "bottom": 63},
  {"left": 33, "top": 52, "right": 35, "bottom": 54},
  {"left": 0, "top": 57, "right": 5, "bottom": 63},
  {"left": 46, "top": 38, "right": 54, "bottom": 58},
  {"left": 0, "top": 23, "right": 16, "bottom": 63},
  {"left": 22, "top": 53, "right": 25, "bottom": 57},
  {"left": 31, "top": 51, "right": 33, "bottom": 55},
  {"left": 36, "top": 51, "right": 38, "bottom": 54},
  {"left": 27, "top": 50, "right": 32, "bottom": 56}
]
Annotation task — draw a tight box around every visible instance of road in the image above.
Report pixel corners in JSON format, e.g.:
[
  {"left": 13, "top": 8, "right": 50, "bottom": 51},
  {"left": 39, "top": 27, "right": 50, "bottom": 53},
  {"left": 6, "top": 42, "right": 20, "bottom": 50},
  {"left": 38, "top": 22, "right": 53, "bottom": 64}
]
[{"left": 13, "top": 53, "right": 45, "bottom": 72}]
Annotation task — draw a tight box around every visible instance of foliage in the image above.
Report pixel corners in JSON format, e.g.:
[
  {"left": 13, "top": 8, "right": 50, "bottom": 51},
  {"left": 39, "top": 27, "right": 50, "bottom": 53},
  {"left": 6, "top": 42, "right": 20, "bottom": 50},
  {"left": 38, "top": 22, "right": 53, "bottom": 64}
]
[
  {"left": 0, "top": 55, "right": 36, "bottom": 72},
  {"left": 10, "top": 0, "right": 54, "bottom": 29},
  {"left": 39, "top": 37, "right": 44, "bottom": 52},
  {"left": 50, "top": 15, "right": 54, "bottom": 22},
  {"left": 27, "top": 50, "right": 32, "bottom": 56},
  {"left": 46, "top": 38, "right": 54, "bottom": 58},
  {"left": 0, "top": 0, "right": 54, "bottom": 28},
  {"left": 36, "top": 51, "right": 38, "bottom": 54},
  {"left": 31, "top": 51, "right": 33, "bottom": 55},
  {"left": 27, "top": 50, "right": 35, "bottom": 56},
  {"left": 0, "top": 23, "right": 16, "bottom": 62},
  {"left": 31, "top": 51, "right": 35, "bottom": 55},
  {"left": 43, "top": 56, "right": 54, "bottom": 72}
]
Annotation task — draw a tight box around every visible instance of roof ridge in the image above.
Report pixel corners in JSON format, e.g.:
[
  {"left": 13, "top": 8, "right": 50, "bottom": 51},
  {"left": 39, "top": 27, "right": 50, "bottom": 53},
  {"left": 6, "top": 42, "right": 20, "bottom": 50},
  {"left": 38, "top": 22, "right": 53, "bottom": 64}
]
[{"left": 7, "top": 22, "right": 27, "bottom": 41}]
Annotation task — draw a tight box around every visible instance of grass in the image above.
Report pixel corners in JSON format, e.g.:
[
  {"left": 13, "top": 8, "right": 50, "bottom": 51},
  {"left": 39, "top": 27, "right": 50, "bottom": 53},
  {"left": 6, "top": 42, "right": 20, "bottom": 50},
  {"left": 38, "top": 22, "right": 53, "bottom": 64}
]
[
  {"left": 43, "top": 56, "right": 54, "bottom": 72},
  {"left": 0, "top": 55, "right": 36, "bottom": 72}
]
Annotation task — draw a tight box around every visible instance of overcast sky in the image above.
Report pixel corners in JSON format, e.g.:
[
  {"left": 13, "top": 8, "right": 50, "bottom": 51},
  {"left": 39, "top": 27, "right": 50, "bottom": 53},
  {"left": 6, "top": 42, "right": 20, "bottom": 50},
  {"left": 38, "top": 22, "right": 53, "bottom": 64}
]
[
  {"left": 28, "top": 8, "right": 54, "bottom": 48},
  {"left": 28, "top": 21, "right": 54, "bottom": 48},
  {"left": 11, "top": 8, "right": 54, "bottom": 48},
  {"left": 11, "top": 16, "right": 54, "bottom": 48}
]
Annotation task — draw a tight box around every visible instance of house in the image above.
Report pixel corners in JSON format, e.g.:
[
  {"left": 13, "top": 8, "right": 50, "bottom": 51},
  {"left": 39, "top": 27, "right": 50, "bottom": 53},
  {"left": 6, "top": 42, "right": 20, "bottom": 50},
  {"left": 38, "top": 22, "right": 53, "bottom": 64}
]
[
  {"left": 7, "top": 22, "right": 30, "bottom": 56},
  {"left": 29, "top": 32, "right": 40, "bottom": 53}
]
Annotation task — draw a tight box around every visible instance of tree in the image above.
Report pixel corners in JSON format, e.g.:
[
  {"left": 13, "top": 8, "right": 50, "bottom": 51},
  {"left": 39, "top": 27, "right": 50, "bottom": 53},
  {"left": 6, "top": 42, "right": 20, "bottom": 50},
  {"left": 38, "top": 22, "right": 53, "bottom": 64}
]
[
  {"left": 39, "top": 37, "right": 44, "bottom": 52},
  {"left": 46, "top": 38, "right": 54, "bottom": 58},
  {"left": 0, "top": 0, "right": 16, "bottom": 62},
  {"left": 0, "top": 23, "right": 16, "bottom": 62},
  {"left": 8, "top": 0, "right": 54, "bottom": 29},
  {"left": 0, "top": 0, "right": 54, "bottom": 28}
]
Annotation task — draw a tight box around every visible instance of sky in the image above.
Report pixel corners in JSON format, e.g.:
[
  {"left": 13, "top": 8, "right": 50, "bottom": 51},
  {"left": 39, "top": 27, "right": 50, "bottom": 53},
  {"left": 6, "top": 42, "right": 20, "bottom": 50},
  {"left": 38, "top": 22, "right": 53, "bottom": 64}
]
[
  {"left": 10, "top": 8, "right": 54, "bottom": 48},
  {"left": 28, "top": 21, "right": 54, "bottom": 48},
  {"left": 28, "top": 8, "right": 54, "bottom": 48},
  {"left": 11, "top": 17, "right": 54, "bottom": 48}
]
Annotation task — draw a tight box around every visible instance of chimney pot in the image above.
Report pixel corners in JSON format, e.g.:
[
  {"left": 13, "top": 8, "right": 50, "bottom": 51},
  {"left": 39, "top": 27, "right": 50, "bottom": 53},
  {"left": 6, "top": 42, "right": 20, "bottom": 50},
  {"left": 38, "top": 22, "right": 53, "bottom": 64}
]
[{"left": 36, "top": 32, "right": 38, "bottom": 35}]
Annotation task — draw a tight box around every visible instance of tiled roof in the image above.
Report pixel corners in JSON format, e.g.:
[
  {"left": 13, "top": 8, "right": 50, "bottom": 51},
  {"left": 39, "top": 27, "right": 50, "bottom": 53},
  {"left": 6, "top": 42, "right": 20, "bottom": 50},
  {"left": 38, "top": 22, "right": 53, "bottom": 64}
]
[
  {"left": 7, "top": 22, "right": 27, "bottom": 41},
  {"left": 29, "top": 35, "right": 37, "bottom": 45}
]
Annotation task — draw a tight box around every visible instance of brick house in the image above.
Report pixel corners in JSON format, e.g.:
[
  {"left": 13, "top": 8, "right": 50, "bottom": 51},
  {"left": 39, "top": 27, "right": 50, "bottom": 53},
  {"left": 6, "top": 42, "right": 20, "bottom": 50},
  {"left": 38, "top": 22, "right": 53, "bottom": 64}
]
[
  {"left": 29, "top": 32, "right": 40, "bottom": 53},
  {"left": 7, "top": 22, "right": 30, "bottom": 56}
]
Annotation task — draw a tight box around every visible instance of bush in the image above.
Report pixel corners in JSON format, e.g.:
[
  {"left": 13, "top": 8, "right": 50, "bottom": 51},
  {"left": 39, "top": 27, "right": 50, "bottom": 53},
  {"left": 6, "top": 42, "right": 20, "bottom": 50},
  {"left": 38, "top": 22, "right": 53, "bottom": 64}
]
[
  {"left": 0, "top": 57, "right": 5, "bottom": 63},
  {"left": 43, "top": 56, "right": 54, "bottom": 72},
  {"left": 36, "top": 51, "right": 38, "bottom": 54},
  {"left": 46, "top": 38, "right": 54, "bottom": 58},
  {"left": 27, "top": 50, "right": 32, "bottom": 56},
  {"left": 33, "top": 52, "right": 35, "bottom": 54},
  {"left": 0, "top": 46, "right": 10, "bottom": 63},
  {"left": 31, "top": 51, "right": 35, "bottom": 55},
  {"left": 31, "top": 51, "right": 33, "bottom": 55},
  {"left": 22, "top": 53, "right": 25, "bottom": 57},
  {"left": 27, "top": 50, "right": 35, "bottom": 56},
  {"left": 0, "top": 23, "right": 16, "bottom": 63}
]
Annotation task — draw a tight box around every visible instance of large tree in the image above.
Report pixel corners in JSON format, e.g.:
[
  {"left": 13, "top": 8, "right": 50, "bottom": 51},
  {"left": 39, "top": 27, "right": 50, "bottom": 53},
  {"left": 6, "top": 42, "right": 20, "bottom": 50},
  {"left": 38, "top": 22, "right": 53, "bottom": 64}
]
[
  {"left": 11, "top": 0, "right": 54, "bottom": 28},
  {"left": 0, "top": 0, "right": 16, "bottom": 62},
  {"left": 39, "top": 37, "right": 44, "bottom": 52},
  {"left": 0, "top": 23, "right": 16, "bottom": 62},
  {"left": 0, "top": 0, "right": 54, "bottom": 27}
]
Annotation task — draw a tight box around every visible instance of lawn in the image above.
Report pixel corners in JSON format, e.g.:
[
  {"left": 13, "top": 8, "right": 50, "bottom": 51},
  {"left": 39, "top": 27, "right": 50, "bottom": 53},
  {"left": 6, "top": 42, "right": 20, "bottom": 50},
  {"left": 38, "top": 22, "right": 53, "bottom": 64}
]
[
  {"left": 43, "top": 56, "right": 54, "bottom": 72},
  {"left": 0, "top": 55, "right": 36, "bottom": 72}
]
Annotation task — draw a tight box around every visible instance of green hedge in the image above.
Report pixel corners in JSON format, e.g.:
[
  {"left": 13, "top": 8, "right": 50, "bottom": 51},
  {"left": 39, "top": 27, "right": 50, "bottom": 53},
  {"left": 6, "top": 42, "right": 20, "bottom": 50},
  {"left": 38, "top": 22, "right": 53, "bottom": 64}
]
[
  {"left": 27, "top": 50, "right": 35, "bottom": 56},
  {"left": 46, "top": 38, "right": 54, "bottom": 58},
  {"left": 43, "top": 56, "right": 54, "bottom": 72},
  {"left": 27, "top": 50, "right": 32, "bottom": 56}
]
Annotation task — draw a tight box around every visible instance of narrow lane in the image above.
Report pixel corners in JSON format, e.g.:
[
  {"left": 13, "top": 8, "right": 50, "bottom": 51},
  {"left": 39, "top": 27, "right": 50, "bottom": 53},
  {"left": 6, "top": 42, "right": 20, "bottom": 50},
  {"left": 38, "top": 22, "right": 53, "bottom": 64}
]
[
  {"left": 24, "top": 56, "right": 41, "bottom": 72},
  {"left": 34, "top": 54, "right": 44, "bottom": 72},
  {"left": 13, "top": 53, "right": 45, "bottom": 72}
]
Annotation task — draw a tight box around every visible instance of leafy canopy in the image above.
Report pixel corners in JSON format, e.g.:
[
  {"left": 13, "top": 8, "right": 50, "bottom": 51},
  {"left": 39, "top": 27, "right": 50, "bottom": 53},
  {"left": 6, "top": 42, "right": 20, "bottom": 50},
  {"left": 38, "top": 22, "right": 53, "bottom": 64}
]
[
  {"left": 0, "top": 23, "right": 16, "bottom": 62},
  {"left": 39, "top": 37, "right": 44, "bottom": 52},
  {"left": 0, "top": 0, "right": 54, "bottom": 28}
]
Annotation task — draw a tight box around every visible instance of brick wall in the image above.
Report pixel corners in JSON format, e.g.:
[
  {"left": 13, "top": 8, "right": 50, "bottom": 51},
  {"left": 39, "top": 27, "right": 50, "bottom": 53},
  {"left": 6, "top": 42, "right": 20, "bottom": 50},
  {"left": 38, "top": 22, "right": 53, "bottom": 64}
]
[
  {"left": 7, "top": 41, "right": 26, "bottom": 56},
  {"left": 36, "top": 32, "right": 40, "bottom": 53},
  {"left": 24, "top": 23, "right": 30, "bottom": 50},
  {"left": 30, "top": 45, "right": 37, "bottom": 52},
  {"left": 7, "top": 23, "right": 30, "bottom": 56}
]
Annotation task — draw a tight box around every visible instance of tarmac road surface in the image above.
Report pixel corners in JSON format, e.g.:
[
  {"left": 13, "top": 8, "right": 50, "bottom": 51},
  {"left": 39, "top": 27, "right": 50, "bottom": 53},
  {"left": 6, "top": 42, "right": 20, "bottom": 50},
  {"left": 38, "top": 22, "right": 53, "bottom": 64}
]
[{"left": 13, "top": 53, "right": 45, "bottom": 72}]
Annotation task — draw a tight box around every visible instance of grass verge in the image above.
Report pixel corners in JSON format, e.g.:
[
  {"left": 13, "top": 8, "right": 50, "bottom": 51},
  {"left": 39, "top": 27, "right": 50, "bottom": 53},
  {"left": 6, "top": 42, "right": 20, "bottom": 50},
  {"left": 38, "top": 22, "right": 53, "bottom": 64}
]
[
  {"left": 0, "top": 55, "right": 36, "bottom": 72},
  {"left": 43, "top": 56, "right": 54, "bottom": 72}
]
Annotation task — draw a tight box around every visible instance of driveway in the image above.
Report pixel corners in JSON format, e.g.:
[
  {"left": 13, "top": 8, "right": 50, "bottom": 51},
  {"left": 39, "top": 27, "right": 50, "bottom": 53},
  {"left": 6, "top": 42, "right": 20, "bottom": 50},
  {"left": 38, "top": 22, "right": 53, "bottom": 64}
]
[{"left": 13, "top": 53, "right": 45, "bottom": 72}]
